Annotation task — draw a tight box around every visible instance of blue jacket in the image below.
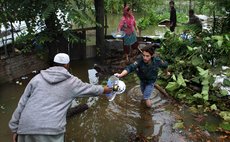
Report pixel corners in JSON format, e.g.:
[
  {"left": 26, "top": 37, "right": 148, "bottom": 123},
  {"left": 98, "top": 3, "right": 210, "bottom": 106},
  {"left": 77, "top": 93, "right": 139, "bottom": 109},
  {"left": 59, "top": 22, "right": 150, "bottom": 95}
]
[{"left": 125, "top": 56, "right": 168, "bottom": 84}]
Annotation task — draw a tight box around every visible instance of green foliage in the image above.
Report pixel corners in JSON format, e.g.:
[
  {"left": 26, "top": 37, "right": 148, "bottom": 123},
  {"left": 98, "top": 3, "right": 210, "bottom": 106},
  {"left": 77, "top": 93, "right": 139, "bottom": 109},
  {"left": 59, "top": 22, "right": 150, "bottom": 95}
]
[
  {"left": 1, "top": 0, "right": 229, "bottom": 44},
  {"left": 137, "top": 17, "right": 150, "bottom": 30},
  {"left": 223, "top": 79, "right": 230, "bottom": 87},
  {"left": 104, "top": 0, "right": 123, "bottom": 14},
  {"left": 210, "top": 104, "right": 217, "bottom": 110},
  {"left": 219, "top": 121, "right": 230, "bottom": 130},
  {"left": 165, "top": 73, "right": 186, "bottom": 92},
  {"left": 194, "top": 66, "right": 213, "bottom": 101},
  {"left": 203, "top": 122, "right": 218, "bottom": 132},
  {"left": 219, "top": 111, "right": 230, "bottom": 122},
  {"left": 158, "top": 28, "right": 230, "bottom": 112},
  {"left": 15, "top": 33, "right": 35, "bottom": 53},
  {"left": 176, "top": 13, "right": 188, "bottom": 24}
]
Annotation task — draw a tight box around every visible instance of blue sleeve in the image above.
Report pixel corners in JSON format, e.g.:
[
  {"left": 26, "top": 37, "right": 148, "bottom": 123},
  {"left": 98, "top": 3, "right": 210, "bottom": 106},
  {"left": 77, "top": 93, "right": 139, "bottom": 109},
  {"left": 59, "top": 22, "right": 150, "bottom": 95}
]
[
  {"left": 155, "top": 57, "right": 168, "bottom": 69},
  {"left": 125, "top": 58, "right": 141, "bottom": 73}
]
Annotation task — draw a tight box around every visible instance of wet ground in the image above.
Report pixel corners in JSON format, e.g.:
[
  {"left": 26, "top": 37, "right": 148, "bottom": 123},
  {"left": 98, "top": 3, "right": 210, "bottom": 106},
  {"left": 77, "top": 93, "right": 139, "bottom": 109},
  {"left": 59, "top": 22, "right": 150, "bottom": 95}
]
[{"left": 0, "top": 59, "right": 228, "bottom": 142}]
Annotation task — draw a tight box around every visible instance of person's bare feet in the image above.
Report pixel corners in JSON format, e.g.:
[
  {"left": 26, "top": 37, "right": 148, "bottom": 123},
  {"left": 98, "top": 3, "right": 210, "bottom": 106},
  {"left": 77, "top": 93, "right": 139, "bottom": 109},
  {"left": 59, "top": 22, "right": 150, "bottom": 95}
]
[{"left": 145, "top": 99, "right": 152, "bottom": 108}]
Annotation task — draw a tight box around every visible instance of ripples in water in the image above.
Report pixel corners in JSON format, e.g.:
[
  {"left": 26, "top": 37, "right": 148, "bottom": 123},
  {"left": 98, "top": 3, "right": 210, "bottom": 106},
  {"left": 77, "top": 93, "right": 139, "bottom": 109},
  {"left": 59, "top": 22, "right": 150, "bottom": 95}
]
[{"left": 66, "top": 85, "right": 188, "bottom": 142}]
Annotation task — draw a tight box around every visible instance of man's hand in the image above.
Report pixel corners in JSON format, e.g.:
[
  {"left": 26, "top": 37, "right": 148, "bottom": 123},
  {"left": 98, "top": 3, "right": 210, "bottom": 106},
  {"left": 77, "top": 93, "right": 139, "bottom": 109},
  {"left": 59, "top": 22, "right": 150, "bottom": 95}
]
[
  {"left": 13, "top": 133, "right": 17, "bottom": 142},
  {"left": 114, "top": 73, "right": 121, "bottom": 78},
  {"left": 114, "top": 70, "right": 128, "bottom": 78},
  {"left": 103, "top": 86, "right": 112, "bottom": 94}
]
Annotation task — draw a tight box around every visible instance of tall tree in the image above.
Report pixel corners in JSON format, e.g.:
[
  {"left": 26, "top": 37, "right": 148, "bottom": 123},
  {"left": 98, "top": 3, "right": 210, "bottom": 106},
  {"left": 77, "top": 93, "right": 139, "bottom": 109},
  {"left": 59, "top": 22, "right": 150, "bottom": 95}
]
[
  {"left": 94, "top": 0, "right": 105, "bottom": 61},
  {"left": 189, "top": 0, "right": 192, "bottom": 10},
  {"left": 0, "top": 0, "right": 97, "bottom": 58}
]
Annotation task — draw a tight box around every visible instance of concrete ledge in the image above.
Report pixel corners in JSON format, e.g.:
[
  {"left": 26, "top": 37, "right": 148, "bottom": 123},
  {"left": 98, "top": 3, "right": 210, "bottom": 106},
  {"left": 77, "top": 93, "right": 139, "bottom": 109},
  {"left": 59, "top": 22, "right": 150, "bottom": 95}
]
[{"left": 0, "top": 54, "right": 48, "bottom": 84}]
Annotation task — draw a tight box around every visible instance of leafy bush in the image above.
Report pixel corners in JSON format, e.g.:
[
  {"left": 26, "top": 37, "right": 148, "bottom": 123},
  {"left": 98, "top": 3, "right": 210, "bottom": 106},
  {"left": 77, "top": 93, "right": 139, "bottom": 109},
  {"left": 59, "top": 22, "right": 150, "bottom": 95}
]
[{"left": 158, "top": 31, "right": 230, "bottom": 113}]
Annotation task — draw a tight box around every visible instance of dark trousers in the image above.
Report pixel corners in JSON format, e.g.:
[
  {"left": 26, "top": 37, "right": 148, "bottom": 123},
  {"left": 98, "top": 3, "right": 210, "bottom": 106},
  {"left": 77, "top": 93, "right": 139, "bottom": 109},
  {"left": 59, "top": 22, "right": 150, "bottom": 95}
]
[{"left": 170, "top": 26, "right": 175, "bottom": 32}]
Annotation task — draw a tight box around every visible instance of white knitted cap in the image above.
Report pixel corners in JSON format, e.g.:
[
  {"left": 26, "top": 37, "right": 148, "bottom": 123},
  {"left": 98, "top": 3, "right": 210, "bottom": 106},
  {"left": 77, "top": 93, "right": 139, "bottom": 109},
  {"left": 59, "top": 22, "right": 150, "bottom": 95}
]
[{"left": 53, "top": 53, "right": 70, "bottom": 64}]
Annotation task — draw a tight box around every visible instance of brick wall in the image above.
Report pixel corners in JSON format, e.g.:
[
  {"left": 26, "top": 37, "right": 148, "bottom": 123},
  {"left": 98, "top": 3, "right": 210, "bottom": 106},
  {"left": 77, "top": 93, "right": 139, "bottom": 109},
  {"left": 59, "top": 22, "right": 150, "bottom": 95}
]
[{"left": 0, "top": 54, "right": 48, "bottom": 84}]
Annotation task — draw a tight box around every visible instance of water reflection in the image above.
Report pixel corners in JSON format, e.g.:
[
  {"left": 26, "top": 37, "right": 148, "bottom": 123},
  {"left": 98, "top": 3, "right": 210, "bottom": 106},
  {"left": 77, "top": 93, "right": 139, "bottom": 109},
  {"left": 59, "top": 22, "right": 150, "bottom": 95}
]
[
  {"left": 65, "top": 80, "right": 183, "bottom": 142},
  {"left": 0, "top": 58, "right": 225, "bottom": 142}
]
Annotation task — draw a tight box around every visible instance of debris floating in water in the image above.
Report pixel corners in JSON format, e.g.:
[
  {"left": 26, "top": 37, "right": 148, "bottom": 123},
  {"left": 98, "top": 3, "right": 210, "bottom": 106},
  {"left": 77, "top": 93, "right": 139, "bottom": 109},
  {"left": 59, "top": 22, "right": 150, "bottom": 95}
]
[
  {"left": 32, "top": 70, "right": 37, "bottom": 74},
  {"left": 16, "top": 80, "right": 22, "bottom": 85},
  {"left": 0, "top": 105, "right": 5, "bottom": 110},
  {"left": 222, "top": 66, "right": 229, "bottom": 70},
  {"left": 21, "top": 76, "right": 28, "bottom": 80}
]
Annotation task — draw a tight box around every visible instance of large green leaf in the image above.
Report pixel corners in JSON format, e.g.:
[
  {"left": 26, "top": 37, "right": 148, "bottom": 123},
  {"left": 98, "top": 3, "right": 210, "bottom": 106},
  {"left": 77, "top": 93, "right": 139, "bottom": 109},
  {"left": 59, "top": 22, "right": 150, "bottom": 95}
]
[
  {"left": 190, "top": 77, "right": 200, "bottom": 84},
  {"left": 212, "top": 35, "right": 223, "bottom": 47},
  {"left": 210, "top": 104, "right": 217, "bottom": 110},
  {"left": 187, "top": 46, "right": 193, "bottom": 51},
  {"left": 219, "top": 111, "right": 230, "bottom": 121},
  {"left": 192, "top": 56, "right": 203, "bottom": 66},
  {"left": 172, "top": 74, "right": 177, "bottom": 81},
  {"left": 177, "top": 73, "right": 186, "bottom": 87},
  {"left": 165, "top": 82, "right": 180, "bottom": 92},
  {"left": 197, "top": 66, "right": 205, "bottom": 74},
  {"left": 203, "top": 93, "right": 209, "bottom": 101},
  {"left": 224, "top": 34, "right": 229, "bottom": 41},
  {"left": 197, "top": 66, "right": 209, "bottom": 78},
  {"left": 193, "top": 93, "right": 202, "bottom": 98},
  {"left": 201, "top": 86, "right": 209, "bottom": 95},
  {"left": 223, "top": 79, "right": 230, "bottom": 87},
  {"left": 201, "top": 78, "right": 210, "bottom": 86},
  {"left": 204, "top": 37, "right": 211, "bottom": 41},
  {"left": 220, "top": 89, "right": 228, "bottom": 96},
  {"left": 177, "top": 93, "right": 186, "bottom": 99}
]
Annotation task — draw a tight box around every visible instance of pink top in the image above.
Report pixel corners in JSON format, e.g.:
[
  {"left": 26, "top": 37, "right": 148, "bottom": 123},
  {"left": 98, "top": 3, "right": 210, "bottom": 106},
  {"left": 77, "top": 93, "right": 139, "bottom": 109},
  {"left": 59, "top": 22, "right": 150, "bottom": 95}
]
[{"left": 118, "top": 15, "right": 136, "bottom": 35}]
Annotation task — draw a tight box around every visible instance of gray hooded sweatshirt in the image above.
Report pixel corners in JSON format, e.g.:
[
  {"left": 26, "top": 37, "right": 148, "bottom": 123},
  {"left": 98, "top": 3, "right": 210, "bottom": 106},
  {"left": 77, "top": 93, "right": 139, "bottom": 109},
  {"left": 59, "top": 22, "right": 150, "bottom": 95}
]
[{"left": 9, "top": 66, "right": 104, "bottom": 135}]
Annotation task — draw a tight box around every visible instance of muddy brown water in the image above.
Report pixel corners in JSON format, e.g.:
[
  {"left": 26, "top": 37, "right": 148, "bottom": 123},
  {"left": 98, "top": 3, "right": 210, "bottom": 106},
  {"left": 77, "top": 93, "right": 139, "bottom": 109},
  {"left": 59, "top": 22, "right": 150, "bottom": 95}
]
[{"left": 0, "top": 58, "right": 225, "bottom": 142}]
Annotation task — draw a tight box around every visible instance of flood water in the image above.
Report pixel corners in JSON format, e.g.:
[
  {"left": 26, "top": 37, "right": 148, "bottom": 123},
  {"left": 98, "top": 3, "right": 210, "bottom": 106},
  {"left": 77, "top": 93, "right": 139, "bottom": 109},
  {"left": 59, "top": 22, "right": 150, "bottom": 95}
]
[
  {"left": 0, "top": 13, "right": 224, "bottom": 142},
  {"left": 0, "top": 58, "right": 226, "bottom": 142}
]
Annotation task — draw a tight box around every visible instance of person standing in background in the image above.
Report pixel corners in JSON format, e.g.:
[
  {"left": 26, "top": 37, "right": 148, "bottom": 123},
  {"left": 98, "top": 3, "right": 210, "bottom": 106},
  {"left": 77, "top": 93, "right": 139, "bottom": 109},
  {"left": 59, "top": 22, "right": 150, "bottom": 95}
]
[
  {"left": 169, "top": 0, "right": 177, "bottom": 32},
  {"left": 187, "top": 9, "right": 202, "bottom": 34},
  {"left": 117, "top": 4, "right": 139, "bottom": 63}
]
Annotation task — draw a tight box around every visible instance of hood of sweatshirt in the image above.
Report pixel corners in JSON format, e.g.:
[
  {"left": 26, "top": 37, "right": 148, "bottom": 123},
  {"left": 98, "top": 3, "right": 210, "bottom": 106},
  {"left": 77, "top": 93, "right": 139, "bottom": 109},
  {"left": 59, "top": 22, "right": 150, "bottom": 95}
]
[{"left": 40, "top": 66, "right": 72, "bottom": 84}]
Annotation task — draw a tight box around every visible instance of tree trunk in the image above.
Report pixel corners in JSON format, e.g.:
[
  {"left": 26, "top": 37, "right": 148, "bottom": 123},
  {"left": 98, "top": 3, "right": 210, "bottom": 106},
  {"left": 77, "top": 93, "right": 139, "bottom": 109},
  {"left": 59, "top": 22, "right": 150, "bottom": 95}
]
[
  {"left": 213, "top": 10, "right": 216, "bottom": 35},
  {"left": 44, "top": 12, "right": 62, "bottom": 65},
  {"left": 10, "top": 21, "right": 15, "bottom": 54},
  {"left": 94, "top": 0, "right": 105, "bottom": 61},
  {"left": 189, "top": 0, "right": 192, "bottom": 10}
]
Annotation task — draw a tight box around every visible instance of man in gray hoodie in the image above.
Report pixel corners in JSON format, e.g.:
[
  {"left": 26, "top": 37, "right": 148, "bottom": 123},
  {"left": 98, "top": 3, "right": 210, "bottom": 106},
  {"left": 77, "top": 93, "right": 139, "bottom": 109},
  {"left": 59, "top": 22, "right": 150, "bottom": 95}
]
[{"left": 9, "top": 53, "right": 112, "bottom": 142}]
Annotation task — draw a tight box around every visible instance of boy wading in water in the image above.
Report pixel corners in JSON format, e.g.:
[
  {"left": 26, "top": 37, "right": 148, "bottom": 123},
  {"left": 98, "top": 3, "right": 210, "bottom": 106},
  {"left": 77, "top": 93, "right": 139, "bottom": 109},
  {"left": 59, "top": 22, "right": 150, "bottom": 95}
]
[{"left": 115, "top": 44, "right": 170, "bottom": 108}]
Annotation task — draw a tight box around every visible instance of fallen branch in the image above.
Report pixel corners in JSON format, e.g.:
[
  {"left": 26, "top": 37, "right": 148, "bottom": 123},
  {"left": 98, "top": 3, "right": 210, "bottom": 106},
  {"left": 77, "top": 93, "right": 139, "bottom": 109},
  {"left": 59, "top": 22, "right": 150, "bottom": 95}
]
[
  {"left": 154, "top": 83, "right": 175, "bottom": 102},
  {"left": 67, "top": 104, "right": 89, "bottom": 119}
]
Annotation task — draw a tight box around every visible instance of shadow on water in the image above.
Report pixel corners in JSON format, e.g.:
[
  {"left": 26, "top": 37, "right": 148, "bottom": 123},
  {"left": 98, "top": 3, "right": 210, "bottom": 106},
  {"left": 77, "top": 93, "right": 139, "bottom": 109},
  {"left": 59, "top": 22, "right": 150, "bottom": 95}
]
[{"left": 0, "top": 58, "right": 227, "bottom": 142}]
